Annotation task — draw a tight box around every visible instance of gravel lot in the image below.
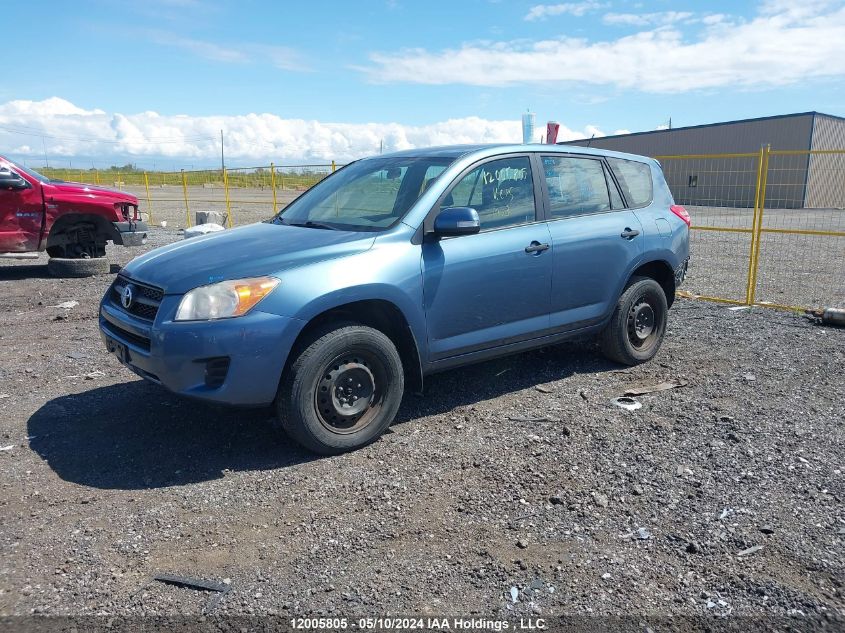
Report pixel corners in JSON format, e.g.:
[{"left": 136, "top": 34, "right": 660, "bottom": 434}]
[{"left": 0, "top": 229, "right": 843, "bottom": 626}]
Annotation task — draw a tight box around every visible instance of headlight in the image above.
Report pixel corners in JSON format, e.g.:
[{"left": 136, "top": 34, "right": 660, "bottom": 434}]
[{"left": 175, "top": 276, "right": 280, "bottom": 321}]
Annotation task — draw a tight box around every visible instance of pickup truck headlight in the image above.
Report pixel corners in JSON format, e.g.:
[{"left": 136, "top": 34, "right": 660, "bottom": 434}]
[{"left": 175, "top": 277, "right": 280, "bottom": 321}]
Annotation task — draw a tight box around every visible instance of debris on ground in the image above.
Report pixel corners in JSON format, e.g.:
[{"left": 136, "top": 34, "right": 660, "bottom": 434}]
[
  {"left": 52, "top": 301, "right": 79, "bottom": 309},
  {"left": 623, "top": 378, "right": 688, "bottom": 396},
  {"left": 611, "top": 396, "right": 642, "bottom": 411},
  {"left": 621, "top": 527, "right": 651, "bottom": 540},
  {"left": 183, "top": 223, "right": 225, "bottom": 239},
  {"left": 0, "top": 393, "right": 9, "bottom": 399},
  {"left": 509, "top": 586, "right": 519, "bottom": 603},
  {"left": 153, "top": 573, "right": 231, "bottom": 612},
  {"left": 737, "top": 545, "right": 764, "bottom": 557},
  {"left": 0, "top": 444, "right": 15, "bottom": 452},
  {"left": 153, "top": 573, "right": 229, "bottom": 592},
  {"left": 535, "top": 385, "right": 552, "bottom": 393},
  {"left": 805, "top": 307, "right": 845, "bottom": 326}
]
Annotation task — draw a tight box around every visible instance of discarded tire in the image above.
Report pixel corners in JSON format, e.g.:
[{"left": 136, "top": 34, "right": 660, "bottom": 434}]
[{"left": 47, "top": 256, "right": 111, "bottom": 278}]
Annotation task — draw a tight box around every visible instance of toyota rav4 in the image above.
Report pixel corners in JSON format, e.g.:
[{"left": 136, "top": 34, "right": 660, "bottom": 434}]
[{"left": 99, "top": 144, "right": 690, "bottom": 454}]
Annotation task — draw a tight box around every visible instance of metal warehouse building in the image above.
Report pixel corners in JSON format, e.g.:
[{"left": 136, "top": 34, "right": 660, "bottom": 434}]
[{"left": 566, "top": 112, "right": 845, "bottom": 208}]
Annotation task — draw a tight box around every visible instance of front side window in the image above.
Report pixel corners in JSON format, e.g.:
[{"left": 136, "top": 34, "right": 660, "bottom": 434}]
[
  {"left": 607, "top": 157, "right": 653, "bottom": 208},
  {"left": 276, "top": 156, "right": 454, "bottom": 231},
  {"left": 542, "top": 156, "right": 611, "bottom": 218},
  {"left": 441, "top": 156, "right": 536, "bottom": 231}
]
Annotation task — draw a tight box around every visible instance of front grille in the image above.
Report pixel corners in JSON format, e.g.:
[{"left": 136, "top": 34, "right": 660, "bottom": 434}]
[
  {"left": 102, "top": 320, "right": 151, "bottom": 351},
  {"left": 111, "top": 275, "right": 164, "bottom": 321}
]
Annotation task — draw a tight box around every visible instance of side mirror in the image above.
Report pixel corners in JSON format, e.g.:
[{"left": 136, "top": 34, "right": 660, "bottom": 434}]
[
  {"left": 0, "top": 168, "right": 29, "bottom": 191},
  {"left": 433, "top": 207, "right": 480, "bottom": 237}
]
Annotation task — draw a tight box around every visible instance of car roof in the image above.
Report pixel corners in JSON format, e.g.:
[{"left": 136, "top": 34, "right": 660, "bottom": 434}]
[{"left": 375, "top": 143, "right": 654, "bottom": 164}]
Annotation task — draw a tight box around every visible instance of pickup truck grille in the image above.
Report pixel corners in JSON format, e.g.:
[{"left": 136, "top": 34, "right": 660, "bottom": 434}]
[{"left": 111, "top": 275, "right": 164, "bottom": 321}]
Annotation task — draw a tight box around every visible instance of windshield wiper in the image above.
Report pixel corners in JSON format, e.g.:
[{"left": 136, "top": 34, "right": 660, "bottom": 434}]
[{"left": 283, "top": 220, "right": 337, "bottom": 230}]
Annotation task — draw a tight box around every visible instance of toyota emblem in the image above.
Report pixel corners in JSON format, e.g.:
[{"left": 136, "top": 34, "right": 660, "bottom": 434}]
[{"left": 121, "top": 284, "right": 135, "bottom": 309}]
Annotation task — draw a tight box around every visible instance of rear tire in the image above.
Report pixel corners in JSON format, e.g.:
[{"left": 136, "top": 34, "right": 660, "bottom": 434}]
[
  {"left": 599, "top": 276, "right": 668, "bottom": 366},
  {"left": 276, "top": 324, "right": 404, "bottom": 455},
  {"left": 47, "top": 256, "right": 110, "bottom": 278}
]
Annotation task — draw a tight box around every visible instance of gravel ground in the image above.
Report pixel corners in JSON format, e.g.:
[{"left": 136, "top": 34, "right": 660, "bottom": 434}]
[{"left": 0, "top": 230, "right": 843, "bottom": 625}]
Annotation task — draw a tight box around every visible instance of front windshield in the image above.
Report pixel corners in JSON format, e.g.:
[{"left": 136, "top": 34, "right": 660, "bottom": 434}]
[
  {"left": 12, "top": 162, "right": 50, "bottom": 183},
  {"left": 275, "top": 156, "right": 455, "bottom": 231}
]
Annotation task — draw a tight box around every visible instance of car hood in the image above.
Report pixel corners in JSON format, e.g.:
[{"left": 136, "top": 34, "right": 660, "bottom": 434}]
[
  {"left": 44, "top": 181, "right": 139, "bottom": 204},
  {"left": 122, "top": 222, "right": 377, "bottom": 294}
]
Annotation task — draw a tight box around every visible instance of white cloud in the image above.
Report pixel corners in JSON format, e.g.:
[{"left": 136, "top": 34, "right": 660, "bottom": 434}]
[
  {"left": 153, "top": 34, "right": 250, "bottom": 63},
  {"left": 525, "top": 2, "right": 607, "bottom": 20},
  {"left": 602, "top": 11, "right": 694, "bottom": 26},
  {"left": 0, "top": 98, "right": 609, "bottom": 166},
  {"left": 146, "top": 31, "right": 309, "bottom": 70},
  {"left": 362, "top": 2, "right": 845, "bottom": 92}
]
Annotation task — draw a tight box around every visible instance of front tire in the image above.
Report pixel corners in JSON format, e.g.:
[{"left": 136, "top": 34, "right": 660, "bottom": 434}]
[
  {"left": 47, "top": 256, "right": 110, "bottom": 278},
  {"left": 599, "top": 276, "right": 668, "bottom": 365},
  {"left": 276, "top": 324, "right": 404, "bottom": 455}
]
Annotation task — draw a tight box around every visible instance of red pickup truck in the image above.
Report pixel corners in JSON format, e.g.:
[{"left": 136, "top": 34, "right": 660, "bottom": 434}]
[{"left": 0, "top": 155, "right": 148, "bottom": 276}]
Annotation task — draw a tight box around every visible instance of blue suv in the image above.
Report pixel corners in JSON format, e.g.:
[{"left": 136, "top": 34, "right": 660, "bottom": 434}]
[{"left": 99, "top": 144, "right": 690, "bottom": 454}]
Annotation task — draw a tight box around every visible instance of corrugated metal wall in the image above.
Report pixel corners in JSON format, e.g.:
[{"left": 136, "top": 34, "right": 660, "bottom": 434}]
[
  {"left": 567, "top": 114, "right": 815, "bottom": 208},
  {"left": 805, "top": 115, "right": 845, "bottom": 208}
]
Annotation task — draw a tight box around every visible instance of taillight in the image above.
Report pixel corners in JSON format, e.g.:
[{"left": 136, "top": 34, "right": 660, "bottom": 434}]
[{"left": 670, "top": 204, "right": 691, "bottom": 227}]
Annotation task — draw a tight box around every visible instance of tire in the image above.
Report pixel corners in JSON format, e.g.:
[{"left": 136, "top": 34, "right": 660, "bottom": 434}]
[
  {"left": 276, "top": 323, "right": 404, "bottom": 455},
  {"left": 47, "top": 256, "right": 110, "bottom": 278},
  {"left": 599, "top": 276, "right": 668, "bottom": 366}
]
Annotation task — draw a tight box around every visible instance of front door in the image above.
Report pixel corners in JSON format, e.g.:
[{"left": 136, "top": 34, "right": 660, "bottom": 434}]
[
  {"left": 0, "top": 164, "right": 43, "bottom": 252},
  {"left": 422, "top": 155, "right": 553, "bottom": 361},
  {"left": 539, "top": 154, "right": 643, "bottom": 330}
]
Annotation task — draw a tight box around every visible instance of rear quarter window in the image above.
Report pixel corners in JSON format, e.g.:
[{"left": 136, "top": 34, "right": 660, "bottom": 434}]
[{"left": 607, "top": 158, "right": 653, "bottom": 208}]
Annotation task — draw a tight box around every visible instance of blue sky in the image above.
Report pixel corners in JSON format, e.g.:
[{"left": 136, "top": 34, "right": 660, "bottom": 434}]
[{"left": 2, "top": 0, "right": 844, "bottom": 166}]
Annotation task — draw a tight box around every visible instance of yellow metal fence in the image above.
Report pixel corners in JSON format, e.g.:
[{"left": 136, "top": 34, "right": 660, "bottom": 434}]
[
  {"left": 41, "top": 163, "right": 341, "bottom": 229},
  {"left": 659, "top": 146, "right": 845, "bottom": 311},
  {"left": 41, "top": 150, "right": 845, "bottom": 311}
]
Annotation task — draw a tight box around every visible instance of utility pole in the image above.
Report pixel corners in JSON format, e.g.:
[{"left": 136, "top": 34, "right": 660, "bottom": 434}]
[
  {"left": 220, "top": 129, "right": 225, "bottom": 175},
  {"left": 41, "top": 136, "right": 49, "bottom": 168}
]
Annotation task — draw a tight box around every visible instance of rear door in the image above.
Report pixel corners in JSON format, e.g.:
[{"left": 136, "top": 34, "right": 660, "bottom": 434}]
[
  {"left": 540, "top": 154, "right": 643, "bottom": 330},
  {"left": 421, "top": 154, "right": 553, "bottom": 361},
  {"left": 0, "top": 163, "right": 43, "bottom": 252}
]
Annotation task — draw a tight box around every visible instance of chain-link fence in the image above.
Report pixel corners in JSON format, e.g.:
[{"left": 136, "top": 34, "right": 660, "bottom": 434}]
[
  {"left": 659, "top": 147, "right": 845, "bottom": 311},
  {"left": 41, "top": 150, "right": 845, "bottom": 311},
  {"left": 42, "top": 163, "right": 341, "bottom": 228}
]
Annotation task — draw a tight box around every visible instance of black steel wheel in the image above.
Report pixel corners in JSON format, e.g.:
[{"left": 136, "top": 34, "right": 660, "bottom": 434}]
[
  {"left": 315, "top": 351, "right": 385, "bottom": 435},
  {"left": 599, "top": 276, "right": 668, "bottom": 365},
  {"left": 276, "top": 323, "right": 404, "bottom": 455}
]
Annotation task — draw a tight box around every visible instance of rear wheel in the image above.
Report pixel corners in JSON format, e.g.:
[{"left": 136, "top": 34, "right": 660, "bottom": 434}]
[
  {"left": 276, "top": 324, "right": 404, "bottom": 455},
  {"left": 599, "top": 276, "right": 668, "bottom": 365},
  {"left": 47, "top": 256, "right": 110, "bottom": 278}
]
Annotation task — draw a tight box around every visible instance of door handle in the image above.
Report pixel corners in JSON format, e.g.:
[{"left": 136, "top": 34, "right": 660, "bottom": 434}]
[
  {"left": 621, "top": 228, "right": 640, "bottom": 240},
  {"left": 525, "top": 241, "right": 550, "bottom": 254}
]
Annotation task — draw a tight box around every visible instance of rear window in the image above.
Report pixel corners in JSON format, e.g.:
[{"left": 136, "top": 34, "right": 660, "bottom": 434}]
[{"left": 607, "top": 158, "right": 653, "bottom": 208}]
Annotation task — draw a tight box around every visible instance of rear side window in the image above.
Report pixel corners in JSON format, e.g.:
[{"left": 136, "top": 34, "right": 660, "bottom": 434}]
[
  {"left": 607, "top": 158, "right": 653, "bottom": 208},
  {"left": 541, "top": 156, "right": 610, "bottom": 218}
]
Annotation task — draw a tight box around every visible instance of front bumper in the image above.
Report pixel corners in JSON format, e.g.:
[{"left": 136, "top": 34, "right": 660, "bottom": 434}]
[
  {"left": 99, "top": 296, "right": 305, "bottom": 406},
  {"left": 113, "top": 221, "right": 149, "bottom": 247}
]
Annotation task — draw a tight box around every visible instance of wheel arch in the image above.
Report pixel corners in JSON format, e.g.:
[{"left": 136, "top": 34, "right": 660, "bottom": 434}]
[
  {"left": 282, "top": 298, "right": 424, "bottom": 394},
  {"left": 45, "top": 213, "right": 120, "bottom": 249},
  {"left": 626, "top": 259, "right": 676, "bottom": 308}
]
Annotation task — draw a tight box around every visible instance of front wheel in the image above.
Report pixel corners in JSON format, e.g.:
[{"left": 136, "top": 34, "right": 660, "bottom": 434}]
[
  {"left": 276, "top": 324, "right": 404, "bottom": 455},
  {"left": 599, "top": 276, "right": 668, "bottom": 365}
]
